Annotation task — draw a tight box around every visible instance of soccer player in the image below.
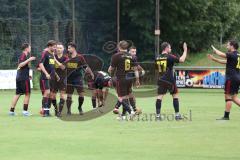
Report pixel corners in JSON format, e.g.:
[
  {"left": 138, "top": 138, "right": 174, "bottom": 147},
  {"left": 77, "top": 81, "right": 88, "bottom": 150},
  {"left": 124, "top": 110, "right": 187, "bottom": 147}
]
[
  {"left": 9, "top": 43, "right": 36, "bottom": 116},
  {"left": 113, "top": 45, "right": 144, "bottom": 115},
  {"left": 108, "top": 40, "right": 140, "bottom": 120},
  {"left": 208, "top": 40, "right": 240, "bottom": 120},
  {"left": 155, "top": 42, "right": 187, "bottom": 120},
  {"left": 65, "top": 42, "right": 94, "bottom": 115},
  {"left": 39, "top": 40, "right": 57, "bottom": 117},
  {"left": 88, "top": 71, "right": 112, "bottom": 108},
  {"left": 50, "top": 42, "right": 68, "bottom": 117}
]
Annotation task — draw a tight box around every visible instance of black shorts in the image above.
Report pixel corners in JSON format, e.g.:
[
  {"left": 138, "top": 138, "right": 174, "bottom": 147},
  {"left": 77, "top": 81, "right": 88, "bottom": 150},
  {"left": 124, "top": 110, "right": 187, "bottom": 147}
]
[
  {"left": 157, "top": 79, "right": 178, "bottom": 95},
  {"left": 224, "top": 79, "right": 240, "bottom": 95},
  {"left": 50, "top": 79, "right": 66, "bottom": 93},
  {"left": 115, "top": 78, "right": 133, "bottom": 97},
  {"left": 16, "top": 80, "right": 31, "bottom": 95},
  {"left": 40, "top": 79, "right": 50, "bottom": 95},
  {"left": 66, "top": 80, "right": 84, "bottom": 95}
]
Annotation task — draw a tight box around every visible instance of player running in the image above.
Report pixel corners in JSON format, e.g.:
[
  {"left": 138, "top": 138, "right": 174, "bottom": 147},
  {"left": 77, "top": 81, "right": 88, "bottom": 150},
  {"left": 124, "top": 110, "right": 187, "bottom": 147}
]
[
  {"left": 155, "top": 42, "right": 187, "bottom": 120},
  {"left": 39, "top": 40, "right": 57, "bottom": 117},
  {"left": 108, "top": 40, "right": 140, "bottom": 120},
  {"left": 65, "top": 42, "right": 94, "bottom": 115},
  {"left": 9, "top": 43, "right": 36, "bottom": 116},
  {"left": 50, "top": 42, "right": 68, "bottom": 117},
  {"left": 208, "top": 40, "right": 240, "bottom": 120}
]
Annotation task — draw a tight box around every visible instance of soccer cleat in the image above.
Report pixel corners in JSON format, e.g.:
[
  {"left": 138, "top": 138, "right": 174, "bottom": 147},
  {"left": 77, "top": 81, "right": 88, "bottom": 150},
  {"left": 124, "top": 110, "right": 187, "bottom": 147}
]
[
  {"left": 9, "top": 111, "right": 17, "bottom": 116},
  {"left": 216, "top": 117, "right": 230, "bottom": 120},
  {"left": 67, "top": 111, "right": 72, "bottom": 116},
  {"left": 175, "top": 115, "right": 183, "bottom": 121},
  {"left": 22, "top": 111, "right": 32, "bottom": 116},
  {"left": 113, "top": 108, "right": 119, "bottom": 114},
  {"left": 43, "top": 110, "right": 51, "bottom": 117},
  {"left": 155, "top": 114, "right": 162, "bottom": 121}
]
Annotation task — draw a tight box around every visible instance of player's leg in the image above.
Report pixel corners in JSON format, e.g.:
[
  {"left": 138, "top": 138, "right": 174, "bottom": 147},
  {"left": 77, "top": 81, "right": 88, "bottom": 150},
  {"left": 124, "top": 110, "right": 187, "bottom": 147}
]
[
  {"left": 76, "top": 80, "right": 84, "bottom": 115},
  {"left": 97, "top": 89, "right": 104, "bottom": 107},
  {"left": 217, "top": 80, "right": 233, "bottom": 120},
  {"left": 9, "top": 94, "right": 20, "bottom": 116},
  {"left": 22, "top": 80, "right": 31, "bottom": 116},
  {"left": 66, "top": 84, "right": 74, "bottom": 115},
  {"left": 40, "top": 79, "right": 51, "bottom": 117},
  {"left": 156, "top": 80, "right": 167, "bottom": 119},
  {"left": 171, "top": 83, "right": 182, "bottom": 120},
  {"left": 112, "top": 78, "right": 122, "bottom": 114},
  {"left": 58, "top": 90, "right": 66, "bottom": 116},
  {"left": 50, "top": 91, "right": 58, "bottom": 116},
  {"left": 102, "top": 88, "right": 109, "bottom": 106},
  {"left": 92, "top": 89, "right": 97, "bottom": 109}
]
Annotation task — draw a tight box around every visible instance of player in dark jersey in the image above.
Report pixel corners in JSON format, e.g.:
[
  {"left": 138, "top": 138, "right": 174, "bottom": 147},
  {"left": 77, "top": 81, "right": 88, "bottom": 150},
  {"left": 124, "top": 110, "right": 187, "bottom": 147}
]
[
  {"left": 49, "top": 42, "right": 68, "bottom": 117},
  {"left": 65, "top": 42, "right": 94, "bottom": 115},
  {"left": 208, "top": 40, "right": 240, "bottom": 120},
  {"left": 9, "top": 43, "right": 36, "bottom": 116},
  {"left": 39, "top": 40, "right": 57, "bottom": 117},
  {"left": 155, "top": 42, "right": 187, "bottom": 120},
  {"left": 108, "top": 40, "right": 140, "bottom": 120},
  {"left": 113, "top": 46, "right": 144, "bottom": 115},
  {"left": 88, "top": 71, "right": 112, "bottom": 108}
]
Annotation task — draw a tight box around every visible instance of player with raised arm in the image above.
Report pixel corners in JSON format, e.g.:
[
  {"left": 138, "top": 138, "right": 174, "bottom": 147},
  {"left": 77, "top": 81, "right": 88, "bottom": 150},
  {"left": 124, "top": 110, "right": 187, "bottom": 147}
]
[
  {"left": 208, "top": 40, "right": 240, "bottom": 120},
  {"left": 9, "top": 43, "right": 36, "bottom": 116},
  {"left": 155, "top": 42, "right": 187, "bottom": 120}
]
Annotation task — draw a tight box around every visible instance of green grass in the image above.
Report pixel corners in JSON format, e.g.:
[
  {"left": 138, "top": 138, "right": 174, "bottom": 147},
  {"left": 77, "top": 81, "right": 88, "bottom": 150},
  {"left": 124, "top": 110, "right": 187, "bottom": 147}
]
[{"left": 1, "top": 89, "right": 240, "bottom": 160}]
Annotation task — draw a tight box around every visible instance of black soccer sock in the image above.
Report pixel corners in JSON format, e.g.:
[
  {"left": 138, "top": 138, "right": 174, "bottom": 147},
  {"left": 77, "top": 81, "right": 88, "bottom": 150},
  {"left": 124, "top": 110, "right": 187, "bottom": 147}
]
[
  {"left": 92, "top": 97, "right": 96, "bottom": 108},
  {"left": 10, "top": 107, "right": 15, "bottom": 112},
  {"left": 156, "top": 99, "right": 162, "bottom": 115},
  {"left": 224, "top": 111, "right": 230, "bottom": 118},
  {"left": 23, "top": 104, "right": 28, "bottom": 111},
  {"left": 129, "top": 97, "right": 136, "bottom": 111},
  {"left": 173, "top": 98, "right": 179, "bottom": 113},
  {"left": 78, "top": 96, "right": 84, "bottom": 111},
  {"left": 66, "top": 97, "right": 72, "bottom": 113},
  {"left": 51, "top": 99, "right": 58, "bottom": 112},
  {"left": 42, "top": 97, "right": 49, "bottom": 114},
  {"left": 48, "top": 98, "right": 52, "bottom": 109},
  {"left": 58, "top": 98, "right": 65, "bottom": 113},
  {"left": 122, "top": 99, "right": 132, "bottom": 114},
  {"left": 115, "top": 100, "right": 122, "bottom": 109}
]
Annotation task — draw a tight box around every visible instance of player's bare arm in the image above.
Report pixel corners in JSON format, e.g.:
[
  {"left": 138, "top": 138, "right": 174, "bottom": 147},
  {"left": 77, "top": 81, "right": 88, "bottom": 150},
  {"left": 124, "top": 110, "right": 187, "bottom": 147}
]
[
  {"left": 211, "top": 45, "right": 226, "bottom": 58},
  {"left": 179, "top": 42, "right": 188, "bottom": 63},
  {"left": 18, "top": 56, "right": 36, "bottom": 68},
  {"left": 207, "top": 54, "right": 227, "bottom": 64},
  {"left": 39, "top": 63, "right": 50, "bottom": 79},
  {"left": 108, "top": 66, "right": 115, "bottom": 75}
]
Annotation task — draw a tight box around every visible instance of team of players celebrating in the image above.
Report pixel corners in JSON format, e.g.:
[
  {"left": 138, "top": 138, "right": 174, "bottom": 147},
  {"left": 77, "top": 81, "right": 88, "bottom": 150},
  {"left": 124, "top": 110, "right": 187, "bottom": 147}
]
[{"left": 9, "top": 39, "right": 240, "bottom": 120}]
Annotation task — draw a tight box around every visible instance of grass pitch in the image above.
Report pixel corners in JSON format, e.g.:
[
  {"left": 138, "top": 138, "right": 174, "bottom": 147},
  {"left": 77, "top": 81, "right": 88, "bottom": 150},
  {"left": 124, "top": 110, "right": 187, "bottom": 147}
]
[{"left": 0, "top": 88, "right": 240, "bottom": 160}]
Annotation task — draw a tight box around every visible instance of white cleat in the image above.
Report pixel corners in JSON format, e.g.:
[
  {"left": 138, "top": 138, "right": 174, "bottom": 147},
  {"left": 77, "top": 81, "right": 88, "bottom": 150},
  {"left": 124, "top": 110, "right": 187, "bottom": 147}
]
[
  {"left": 9, "top": 111, "right": 17, "bottom": 116},
  {"left": 22, "top": 111, "right": 32, "bottom": 116}
]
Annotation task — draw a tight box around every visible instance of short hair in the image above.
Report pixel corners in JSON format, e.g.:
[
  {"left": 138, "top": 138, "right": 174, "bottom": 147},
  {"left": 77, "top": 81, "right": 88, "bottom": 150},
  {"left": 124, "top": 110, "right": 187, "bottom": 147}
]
[
  {"left": 129, "top": 46, "right": 136, "bottom": 50},
  {"left": 47, "top": 40, "right": 57, "bottom": 47},
  {"left": 21, "top": 43, "right": 30, "bottom": 50},
  {"left": 229, "top": 40, "right": 239, "bottom": 50},
  {"left": 68, "top": 42, "right": 77, "bottom": 49},
  {"left": 161, "top": 42, "right": 170, "bottom": 51},
  {"left": 57, "top": 42, "right": 63, "bottom": 46},
  {"left": 118, "top": 40, "right": 129, "bottom": 50}
]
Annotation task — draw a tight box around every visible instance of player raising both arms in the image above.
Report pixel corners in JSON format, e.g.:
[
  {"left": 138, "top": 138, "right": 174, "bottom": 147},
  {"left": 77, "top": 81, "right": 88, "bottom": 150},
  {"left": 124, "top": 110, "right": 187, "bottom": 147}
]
[
  {"left": 108, "top": 40, "right": 140, "bottom": 120},
  {"left": 50, "top": 42, "right": 68, "bottom": 117},
  {"left": 9, "top": 43, "right": 36, "bottom": 116},
  {"left": 155, "top": 42, "right": 187, "bottom": 120},
  {"left": 39, "top": 40, "right": 57, "bottom": 117},
  {"left": 208, "top": 40, "right": 240, "bottom": 120},
  {"left": 65, "top": 42, "right": 94, "bottom": 115}
]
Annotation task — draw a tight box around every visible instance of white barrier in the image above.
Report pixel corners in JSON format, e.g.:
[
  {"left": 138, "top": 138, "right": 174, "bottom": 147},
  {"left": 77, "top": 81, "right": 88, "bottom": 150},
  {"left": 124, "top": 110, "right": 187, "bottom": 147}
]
[{"left": 0, "top": 70, "right": 33, "bottom": 89}]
